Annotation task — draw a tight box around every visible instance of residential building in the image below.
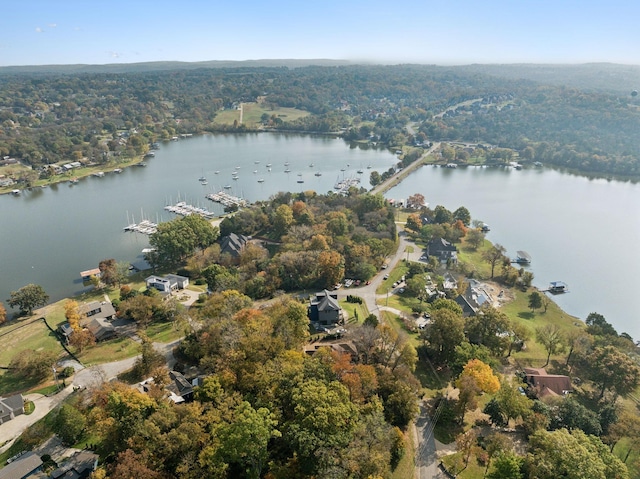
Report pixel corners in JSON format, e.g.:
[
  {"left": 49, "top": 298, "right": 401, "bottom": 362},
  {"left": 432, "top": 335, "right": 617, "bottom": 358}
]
[
  {"left": 0, "top": 393, "right": 24, "bottom": 424},
  {"left": 426, "top": 237, "right": 457, "bottom": 264},
  {"left": 524, "top": 367, "right": 573, "bottom": 398},
  {"left": 220, "top": 233, "right": 250, "bottom": 258},
  {"left": 0, "top": 452, "right": 43, "bottom": 479},
  {"left": 308, "top": 290, "right": 343, "bottom": 327},
  {"left": 79, "top": 301, "right": 116, "bottom": 321},
  {"left": 145, "top": 274, "right": 189, "bottom": 293},
  {"left": 455, "top": 279, "right": 493, "bottom": 317},
  {"left": 85, "top": 318, "right": 116, "bottom": 342}
]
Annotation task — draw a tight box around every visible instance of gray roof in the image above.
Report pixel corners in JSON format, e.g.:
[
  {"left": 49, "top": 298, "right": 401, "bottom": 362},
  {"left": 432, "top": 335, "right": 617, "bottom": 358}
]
[
  {"left": 220, "top": 233, "right": 249, "bottom": 257},
  {"left": 316, "top": 290, "right": 340, "bottom": 312},
  {"left": 79, "top": 301, "right": 116, "bottom": 320},
  {"left": 0, "top": 451, "right": 43, "bottom": 479},
  {"left": 0, "top": 393, "right": 23, "bottom": 414}
]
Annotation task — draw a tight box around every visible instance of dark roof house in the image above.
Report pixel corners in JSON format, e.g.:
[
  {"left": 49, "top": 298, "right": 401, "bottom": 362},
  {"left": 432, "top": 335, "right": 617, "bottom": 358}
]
[
  {"left": 524, "top": 367, "right": 573, "bottom": 398},
  {"left": 0, "top": 393, "right": 24, "bottom": 424},
  {"left": 426, "top": 237, "right": 457, "bottom": 264},
  {"left": 49, "top": 450, "right": 99, "bottom": 479},
  {"left": 220, "top": 233, "right": 250, "bottom": 258},
  {"left": 308, "top": 290, "right": 343, "bottom": 327},
  {"left": 454, "top": 279, "right": 493, "bottom": 317},
  {"left": 167, "top": 370, "right": 194, "bottom": 403}
]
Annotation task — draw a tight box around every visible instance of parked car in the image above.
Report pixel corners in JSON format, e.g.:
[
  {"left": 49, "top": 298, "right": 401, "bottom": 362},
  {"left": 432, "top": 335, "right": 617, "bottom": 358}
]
[{"left": 383, "top": 274, "right": 389, "bottom": 280}]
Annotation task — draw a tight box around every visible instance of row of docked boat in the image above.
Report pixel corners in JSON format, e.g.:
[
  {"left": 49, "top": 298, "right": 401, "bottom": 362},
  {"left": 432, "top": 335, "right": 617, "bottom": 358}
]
[
  {"left": 164, "top": 201, "right": 215, "bottom": 219},
  {"left": 123, "top": 219, "right": 158, "bottom": 235}
]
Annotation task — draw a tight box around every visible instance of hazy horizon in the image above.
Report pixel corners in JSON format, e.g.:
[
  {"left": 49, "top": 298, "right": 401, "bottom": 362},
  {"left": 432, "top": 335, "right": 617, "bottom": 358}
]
[{"left": 4, "top": 0, "right": 640, "bottom": 68}]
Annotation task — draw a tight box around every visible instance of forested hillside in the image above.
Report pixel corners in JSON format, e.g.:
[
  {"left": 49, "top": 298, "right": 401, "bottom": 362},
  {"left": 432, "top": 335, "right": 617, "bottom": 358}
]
[{"left": 2, "top": 63, "right": 640, "bottom": 178}]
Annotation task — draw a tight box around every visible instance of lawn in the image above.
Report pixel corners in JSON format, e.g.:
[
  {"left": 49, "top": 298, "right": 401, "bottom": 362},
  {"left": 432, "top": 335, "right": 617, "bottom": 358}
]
[
  {"left": 339, "top": 298, "right": 369, "bottom": 325},
  {"left": 77, "top": 335, "right": 140, "bottom": 366},
  {"left": 0, "top": 317, "right": 66, "bottom": 366},
  {"left": 213, "top": 103, "right": 310, "bottom": 128},
  {"left": 391, "top": 429, "right": 416, "bottom": 479},
  {"left": 145, "top": 320, "right": 185, "bottom": 343}
]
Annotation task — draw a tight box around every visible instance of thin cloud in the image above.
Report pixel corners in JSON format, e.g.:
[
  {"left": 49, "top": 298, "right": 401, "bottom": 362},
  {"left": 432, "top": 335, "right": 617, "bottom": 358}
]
[
  {"left": 35, "top": 27, "right": 43, "bottom": 33},
  {"left": 48, "top": 23, "right": 57, "bottom": 28},
  {"left": 108, "top": 51, "right": 122, "bottom": 58}
]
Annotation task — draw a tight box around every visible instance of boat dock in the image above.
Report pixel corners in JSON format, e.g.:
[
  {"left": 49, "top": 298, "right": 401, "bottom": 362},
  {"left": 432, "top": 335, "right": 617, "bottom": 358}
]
[
  {"left": 164, "top": 201, "right": 216, "bottom": 219},
  {"left": 206, "top": 191, "right": 248, "bottom": 208},
  {"left": 513, "top": 250, "right": 531, "bottom": 264},
  {"left": 124, "top": 219, "right": 157, "bottom": 235},
  {"left": 334, "top": 176, "right": 361, "bottom": 195}
]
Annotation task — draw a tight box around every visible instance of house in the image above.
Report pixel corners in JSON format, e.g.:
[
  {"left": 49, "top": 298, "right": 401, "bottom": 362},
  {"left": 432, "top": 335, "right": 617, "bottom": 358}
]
[
  {"left": 426, "top": 237, "right": 457, "bottom": 264},
  {"left": 145, "top": 274, "right": 189, "bottom": 293},
  {"left": 220, "top": 233, "right": 250, "bottom": 258},
  {"left": 167, "top": 370, "right": 194, "bottom": 403},
  {"left": 0, "top": 393, "right": 24, "bottom": 424},
  {"left": 303, "top": 341, "right": 357, "bottom": 359},
  {"left": 79, "top": 301, "right": 116, "bottom": 321},
  {"left": 454, "top": 279, "right": 493, "bottom": 317},
  {"left": 57, "top": 322, "right": 75, "bottom": 344},
  {"left": 442, "top": 272, "right": 458, "bottom": 291},
  {"left": 0, "top": 451, "right": 43, "bottom": 479},
  {"left": 85, "top": 318, "right": 116, "bottom": 342},
  {"left": 308, "top": 290, "right": 343, "bottom": 327},
  {"left": 524, "top": 367, "right": 573, "bottom": 398},
  {"left": 49, "top": 450, "right": 99, "bottom": 479}
]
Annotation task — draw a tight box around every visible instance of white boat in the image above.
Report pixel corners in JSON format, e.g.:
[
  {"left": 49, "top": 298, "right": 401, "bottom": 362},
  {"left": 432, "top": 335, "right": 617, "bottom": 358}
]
[
  {"left": 285, "top": 168, "right": 291, "bottom": 173},
  {"left": 266, "top": 163, "right": 272, "bottom": 167},
  {"left": 367, "top": 165, "right": 372, "bottom": 169},
  {"left": 214, "top": 170, "right": 220, "bottom": 174},
  {"left": 258, "top": 178, "right": 265, "bottom": 183},
  {"left": 201, "top": 180, "right": 208, "bottom": 185},
  {"left": 114, "top": 168, "right": 123, "bottom": 173},
  {"left": 233, "top": 176, "right": 239, "bottom": 180},
  {"left": 255, "top": 160, "right": 260, "bottom": 164},
  {"left": 199, "top": 176, "right": 207, "bottom": 182},
  {"left": 253, "top": 170, "right": 258, "bottom": 174},
  {"left": 224, "top": 185, "right": 232, "bottom": 189},
  {"left": 297, "top": 179, "right": 304, "bottom": 183},
  {"left": 314, "top": 172, "right": 322, "bottom": 177},
  {"left": 309, "top": 163, "right": 314, "bottom": 168}
]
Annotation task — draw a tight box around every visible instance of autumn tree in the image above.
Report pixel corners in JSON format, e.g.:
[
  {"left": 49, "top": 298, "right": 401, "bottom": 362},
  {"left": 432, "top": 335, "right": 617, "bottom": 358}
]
[
  {"left": 536, "top": 324, "right": 566, "bottom": 367},
  {"left": 465, "top": 228, "right": 485, "bottom": 250},
  {"left": 406, "top": 193, "right": 425, "bottom": 208},
  {"left": 98, "top": 258, "right": 118, "bottom": 286},
  {"left": 455, "top": 359, "right": 500, "bottom": 422},
  {"left": 0, "top": 302, "right": 6, "bottom": 324},
  {"left": 405, "top": 213, "right": 422, "bottom": 232},
  {"left": 9, "top": 349, "right": 58, "bottom": 380}
]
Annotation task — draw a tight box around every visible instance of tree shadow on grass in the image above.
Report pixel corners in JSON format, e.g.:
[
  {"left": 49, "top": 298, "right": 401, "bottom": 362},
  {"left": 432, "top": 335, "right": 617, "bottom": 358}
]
[{"left": 518, "top": 311, "right": 535, "bottom": 320}]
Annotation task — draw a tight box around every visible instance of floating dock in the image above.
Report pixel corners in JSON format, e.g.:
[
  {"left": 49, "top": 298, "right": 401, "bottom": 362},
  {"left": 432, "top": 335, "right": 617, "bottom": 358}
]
[
  {"left": 205, "top": 191, "right": 248, "bottom": 208},
  {"left": 164, "top": 201, "right": 216, "bottom": 219},
  {"left": 334, "top": 176, "right": 361, "bottom": 195},
  {"left": 124, "top": 219, "right": 157, "bottom": 235}
]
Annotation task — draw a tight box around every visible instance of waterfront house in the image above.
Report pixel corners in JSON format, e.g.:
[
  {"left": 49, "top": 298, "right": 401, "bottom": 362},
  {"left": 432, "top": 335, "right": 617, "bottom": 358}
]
[
  {"left": 57, "top": 322, "right": 74, "bottom": 344},
  {"left": 0, "top": 393, "right": 24, "bottom": 424},
  {"left": 455, "top": 279, "right": 493, "bottom": 317},
  {"left": 86, "top": 318, "right": 116, "bottom": 342},
  {"left": 308, "top": 290, "right": 343, "bottom": 327},
  {"left": 145, "top": 274, "right": 189, "bottom": 293},
  {"left": 426, "top": 237, "right": 458, "bottom": 265},
  {"left": 49, "top": 450, "right": 99, "bottom": 479},
  {"left": 79, "top": 301, "right": 116, "bottom": 321}
]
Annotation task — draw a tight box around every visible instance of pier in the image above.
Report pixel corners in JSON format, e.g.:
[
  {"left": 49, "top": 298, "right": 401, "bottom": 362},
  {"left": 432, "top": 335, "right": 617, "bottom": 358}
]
[
  {"left": 206, "top": 191, "right": 248, "bottom": 208},
  {"left": 334, "top": 176, "right": 361, "bottom": 195},
  {"left": 164, "top": 201, "right": 216, "bottom": 219},
  {"left": 124, "top": 219, "right": 157, "bottom": 235}
]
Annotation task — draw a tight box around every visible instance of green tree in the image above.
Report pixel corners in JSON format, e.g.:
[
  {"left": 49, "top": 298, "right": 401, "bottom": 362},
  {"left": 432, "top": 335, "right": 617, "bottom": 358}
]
[
  {"left": 53, "top": 404, "right": 86, "bottom": 445},
  {"left": 369, "top": 170, "right": 381, "bottom": 186},
  {"left": 465, "top": 306, "right": 510, "bottom": 355},
  {"left": 536, "top": 324, "right": 566, "bottom": 367},
  {"left": 7, "top": 283, "right": 49, "bottom": 315},
  {"left": 148, "top": 215, "right": 219, "bottom": 268},
  {"left": 9, "top": 349, "right": 58, "bottom": 380},
  {"left": 487, "top": 452, "right": 523, "bottom": 479},
  {"left": 453, "top": 206, "right": 471, "bottom": 226},
  {"left": 483, "top": 244, "right": 507, "bottom": 279},
  {"left": 465, "top": 228, "right": 485, "bottom": 250},
  {"left": 422, "top": 308, "right": 465, "bottom": 362},
  {"left": 218, "top": 401, "right": 280, "bottom": 479},
  {"left": 483, "top": 433, "right": 514, "bottom": 477},
  {"left": 273, "top": 204, "right": 294, "bottom": 237},
  {"left": 586, "top": 346, "right": 640, "bottom": 399},
  {"left": 528, "top": 291, "right": 543, "bottom": 312},
  {"left": 525, "top": 428, "right": 629, "bottom": 479}
]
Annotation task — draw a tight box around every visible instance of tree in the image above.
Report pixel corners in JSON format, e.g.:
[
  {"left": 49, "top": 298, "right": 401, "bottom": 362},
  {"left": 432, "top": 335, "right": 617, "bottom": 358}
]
[
  {"left": 465, "top": 228, "right": 485, "bottom": 250},
  {"left": 455, "top": 359, "right": 500, "bottom": 423},
  {"left": 148, "top": 215, "right": 219, "bottom": 268},
  {"left": 69, "top": 328, "right": 96, "bottom": 353},
  {"left": 406, "top": 193, "right": 425, "bottom": 208},
  {"left": 586, "top": 346, "right": 640, "bottom": 398},
  {"left": 405, "top": 213, "right": 422, "bottom": 232},
  {"left": 53, "top": 403, "right": 86, "bottom": 445},
  {"left": 528, "top": 291, "right": 543, "bottom": 312},
  {"left": 551, "top": 398, "right": 602, "bottom": 436},
  {"left": 7, "top": 283, "right": 49, "bottom": 315},
  {"left": 9, "top": 349, "right": 58, "bottom": 380},
  {"left": 98, "top": 258, "right": 118, "bottom": 286},
  {"left": 525, "top": 428, "right": 629, "bottom": 479},
  {"left": 218, "top": 401, "right": 280, "bottom": 479},
  {"left": 483, "top": 244, "right": 507, "bottom": 279},
  {"left": 585, "top": 312, "right": 618, "bottom": 337},
  {"left": 483, "top": 433, "right": 514, "bottom": 476},
  {"left": 536, "top": 324, "right": 565, "bottom": 367},
  {"left": 465, "top": 306, "right": 510, "bottom": 356},
  {"left": 273, "top": 204, "right": 294, "bottom": 237},
  {"left": 564, "top": 329, "right": 591, "bottom": 368},
  {"left": 453, "top": 206, "right": 471, "bottom": 226},
  {"left": 487, "top": 452, "right": 523, "bottom": 479},
  {"left": 422, "top": 308, "right": 465, "bottom": 362},
  {"left": 369, "top": 170, "right": 381, "bottom": 186},
  {"left": 0, "top": 302, "right": 6, "bottom": 324}
]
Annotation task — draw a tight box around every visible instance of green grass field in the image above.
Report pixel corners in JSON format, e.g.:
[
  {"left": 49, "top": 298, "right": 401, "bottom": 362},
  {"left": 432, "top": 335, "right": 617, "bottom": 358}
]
[{"left": 213, "top": 103, "right": 310, "bottom": 128}]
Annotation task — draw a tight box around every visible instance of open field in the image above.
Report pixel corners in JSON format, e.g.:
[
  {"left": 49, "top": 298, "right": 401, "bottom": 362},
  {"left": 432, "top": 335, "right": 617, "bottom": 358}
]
[
  {"left": 213, "top": 103, "right": 310, "bottom": 128},
  {"left": 0, "top": 318, "right": 65, "bottom": 366}
]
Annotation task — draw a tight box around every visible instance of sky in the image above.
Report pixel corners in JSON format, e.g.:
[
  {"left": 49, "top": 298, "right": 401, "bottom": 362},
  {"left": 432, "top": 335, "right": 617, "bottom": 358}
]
[{"left": 2, "top": 0, "right": 640, "bottom": 67}]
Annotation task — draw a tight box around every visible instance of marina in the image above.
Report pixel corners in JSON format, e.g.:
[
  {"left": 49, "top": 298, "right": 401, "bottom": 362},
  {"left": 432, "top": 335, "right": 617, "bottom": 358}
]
[
  {"left": 206, "top": 191, "right": 248, "bottom": 208},
  {"left": 334, "top": 176, "right": 361, "bottom": 194},
  {"left": 164, "top": 201, "right": 216, "bottom": 219},
  {"left": 123, "top": 219, "right": 158, "bottom": 235}
]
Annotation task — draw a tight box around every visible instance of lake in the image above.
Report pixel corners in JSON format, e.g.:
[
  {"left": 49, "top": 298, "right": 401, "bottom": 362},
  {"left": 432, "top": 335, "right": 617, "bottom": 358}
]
[
  {"left": 386, "top": 164, "right": 640, "bottom": 339},
  {"left": 1, "top": 133, "right": 638, "bottom": 339}
]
